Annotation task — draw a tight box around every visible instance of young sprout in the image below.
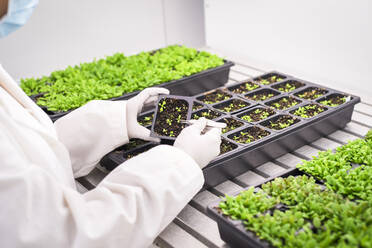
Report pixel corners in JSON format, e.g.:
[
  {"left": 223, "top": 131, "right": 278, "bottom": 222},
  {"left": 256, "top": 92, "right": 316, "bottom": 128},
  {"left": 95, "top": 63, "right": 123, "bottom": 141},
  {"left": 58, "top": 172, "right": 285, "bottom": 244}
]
[
  {"left": 241, "top": 115, "right": 253, "bottom": 122},
  {"left": 159, "top": 100, "right": 166, "bottom": 112},
  {"left": 166, "top": 118, "right": 172, "bottom": 126}
]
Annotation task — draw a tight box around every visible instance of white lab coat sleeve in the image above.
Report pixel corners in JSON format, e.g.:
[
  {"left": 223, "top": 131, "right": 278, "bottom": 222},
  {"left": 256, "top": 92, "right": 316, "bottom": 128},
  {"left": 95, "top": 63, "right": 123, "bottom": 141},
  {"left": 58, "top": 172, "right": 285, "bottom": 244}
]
[
  {"left": 0, "top": 133, "right": 204, "bottom": 248},
  {"left": 54, "top": 100, "right": 129, "bottom": 178}
]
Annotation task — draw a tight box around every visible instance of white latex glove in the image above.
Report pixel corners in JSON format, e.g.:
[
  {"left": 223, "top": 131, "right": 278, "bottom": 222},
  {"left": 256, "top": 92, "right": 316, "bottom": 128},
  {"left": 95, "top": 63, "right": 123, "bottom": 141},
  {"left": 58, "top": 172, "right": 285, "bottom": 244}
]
[
  {"left": 174, "top": 118, "right": 221, "bottom": 169},
  {"left": 126, "top": 87, "right": 169, "bottom": 142}
]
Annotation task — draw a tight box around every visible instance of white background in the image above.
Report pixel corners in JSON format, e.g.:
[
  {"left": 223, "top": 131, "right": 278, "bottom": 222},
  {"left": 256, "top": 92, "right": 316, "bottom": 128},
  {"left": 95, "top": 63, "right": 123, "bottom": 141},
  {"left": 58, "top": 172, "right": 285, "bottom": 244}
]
[
  {"left": 205, "top": 0, "right": 372, "bottom": 101},
  {"left": 0, "top": 0, "right": 205, "bottom": 79}
]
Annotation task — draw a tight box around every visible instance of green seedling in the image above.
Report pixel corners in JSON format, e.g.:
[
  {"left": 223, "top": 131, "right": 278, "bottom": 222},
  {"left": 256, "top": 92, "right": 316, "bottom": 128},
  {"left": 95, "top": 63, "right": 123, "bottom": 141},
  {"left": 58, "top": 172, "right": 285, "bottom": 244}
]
[
  {"left": 215, "top": 99, "right": 249, "bottom": 113},
  {"left": 265, "top": 115, "right": 299, "bottom": 130},
  {"left": 193, "top": 109, "right": 221, "bottom": 120},
  {"left": 269, "top": 97, "right": 301, "bottom": 110},
  {"left": 319, "top": 94, "right": 348, "bottom": 107},
  {"left": 240, "top": 108, "right": 275, "bottom": 123},
  {"left": 273, "top": 81, "right": 304, "bottom": 92},
  {"left": 199, "top": 90, "right": 232, "bottom": 104},
  {"left": 220, "top": 139, "right": 238, "bottom": 154},
  {"left": 296, "top": 87, "right": 327, "bottom": 100},
  {"left": 255, "top": 75, "right": 284, "bottom": 85},
  {"left": 219, "top": 118, "right": 244, "bottom": 134},
  {"left": 292, "top": 104, "right": 326, "bottom": 118},
  {"left": 229, "top": 81, "right": 260, "bottom": 94},
  {"left": 246, "top": 90, "right": 277, "bottom": 101}
]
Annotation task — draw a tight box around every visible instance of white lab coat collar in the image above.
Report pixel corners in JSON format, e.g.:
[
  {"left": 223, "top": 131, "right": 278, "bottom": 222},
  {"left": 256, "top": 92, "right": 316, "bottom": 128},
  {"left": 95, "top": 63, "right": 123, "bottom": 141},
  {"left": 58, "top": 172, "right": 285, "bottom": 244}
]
[{"left": 0, "top": 64, "right": 57, "bottom": 138}]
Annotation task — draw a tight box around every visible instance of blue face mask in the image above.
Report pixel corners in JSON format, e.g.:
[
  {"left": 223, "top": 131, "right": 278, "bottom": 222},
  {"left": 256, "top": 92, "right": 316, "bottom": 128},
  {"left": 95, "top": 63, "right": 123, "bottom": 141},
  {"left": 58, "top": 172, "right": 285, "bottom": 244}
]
[{"left": 0, "top": 0, "right": 39, "bottom": 38}]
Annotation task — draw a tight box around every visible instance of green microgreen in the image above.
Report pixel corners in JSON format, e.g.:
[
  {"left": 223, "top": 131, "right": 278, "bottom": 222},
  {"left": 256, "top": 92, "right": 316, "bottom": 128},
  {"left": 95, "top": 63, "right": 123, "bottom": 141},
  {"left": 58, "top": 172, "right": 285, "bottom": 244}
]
[{"left": 21, "top": 45, "right": 224, "bottom": 112}]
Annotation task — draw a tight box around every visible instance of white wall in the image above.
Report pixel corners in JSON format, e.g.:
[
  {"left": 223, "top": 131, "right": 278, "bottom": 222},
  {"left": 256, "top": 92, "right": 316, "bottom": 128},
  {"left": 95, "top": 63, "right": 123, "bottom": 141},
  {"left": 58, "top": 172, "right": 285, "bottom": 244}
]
[
  {"left": 205, "top": 0, "right": 372, "bottom": 101},
  {"left": 0, "top": 0, "right": 205, "bottom": 80}
]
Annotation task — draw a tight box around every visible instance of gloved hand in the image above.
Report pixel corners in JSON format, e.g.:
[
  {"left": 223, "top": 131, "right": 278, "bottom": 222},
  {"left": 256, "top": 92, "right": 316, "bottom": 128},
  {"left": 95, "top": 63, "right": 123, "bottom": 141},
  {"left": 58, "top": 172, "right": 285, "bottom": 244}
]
[
  {"left": 174, "top": 118, "right": 221, "bottom": 169},
  {"left": 126, "top": 87, "right": 169, "bottom": 142}
]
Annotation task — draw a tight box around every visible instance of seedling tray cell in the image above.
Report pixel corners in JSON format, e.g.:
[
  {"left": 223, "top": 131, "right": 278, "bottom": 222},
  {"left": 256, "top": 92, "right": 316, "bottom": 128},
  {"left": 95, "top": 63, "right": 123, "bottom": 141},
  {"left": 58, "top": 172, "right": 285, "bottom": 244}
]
[
  {"left": 216, "top": 116, "right": 245, "bottom": 135},
  {"left": 192, "top": 101, "right": 205, "bottom": 111},
  {"left": 227, "top": 80, "right": 261, "bottom": 95},
  {"left": 317, "top": 93, "right": 350, "bottom": 107},
  {"left": 271, "top": 79, "right": 306, "bottom": 93},
  {"left": 196, "top": 89, "right": 233, "bottom": 105},
  {"left": 235, "top": 105, "right": 277, "bottom": 124},
  {"left": 220, "top": 138, "right": 239, "bottom": 155},
  {"left": 212, "top": 97, "right": 254, "bottom": 114},
  {"left": 227, "top": 125, "right": 272, "bottom": 146},
  {"left": 294, "top": 86, "right": 328, "bottom": 100},
  {"left": 259, "top": 114, "right": 302, "bottom": 131},
  {"left": 265, "top": 95, "right": 302, "bottom": 111},
  {"left": 290, "top": 103, "right": 328, "bottom": 119},
  {"left": 252, "top": 71, "right": 288, "bottom": 85},
  {"left": 151, "top": 95, "right": 193, "bottom": 140},
  {"left": 244, "top": 88, "right": 281, "bottom": 102},
  {"left": 192, "top": 108, "right": 222, "bottom": 120}
]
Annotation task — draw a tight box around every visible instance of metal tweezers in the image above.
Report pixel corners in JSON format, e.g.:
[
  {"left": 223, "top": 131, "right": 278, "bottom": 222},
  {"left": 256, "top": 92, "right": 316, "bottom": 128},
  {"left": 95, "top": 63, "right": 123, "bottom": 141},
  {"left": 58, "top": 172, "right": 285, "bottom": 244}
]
[{"left": 180, "top": 119, "right": 227, "bottom": 129}]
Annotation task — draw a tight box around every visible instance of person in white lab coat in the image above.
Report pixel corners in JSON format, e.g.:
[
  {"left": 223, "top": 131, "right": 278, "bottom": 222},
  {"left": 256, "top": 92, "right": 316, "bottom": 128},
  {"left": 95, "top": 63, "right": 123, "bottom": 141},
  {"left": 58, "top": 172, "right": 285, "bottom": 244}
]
[{"left": 0, "top": 1, "right": 221, "bottom": 247}]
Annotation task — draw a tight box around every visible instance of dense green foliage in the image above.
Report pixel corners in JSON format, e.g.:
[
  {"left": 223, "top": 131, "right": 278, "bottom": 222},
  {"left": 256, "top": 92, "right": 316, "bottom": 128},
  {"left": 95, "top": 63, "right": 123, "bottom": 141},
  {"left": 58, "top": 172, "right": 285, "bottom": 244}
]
[
  {"left": 219, "top": 130, "right": 372, "bottom": 247},
  {"left": 20, "top": 45, "right": 224, "bottom": 112}
]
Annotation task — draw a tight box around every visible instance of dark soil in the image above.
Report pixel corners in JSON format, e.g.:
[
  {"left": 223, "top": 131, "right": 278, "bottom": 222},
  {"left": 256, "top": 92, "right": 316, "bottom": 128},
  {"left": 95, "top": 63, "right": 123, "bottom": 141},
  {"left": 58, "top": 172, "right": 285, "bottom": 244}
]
[
  {"left": 192, "top": 102, "right": 204, "bottom": 111},
  {"left": 245, "top": 89, "right": 279, "bottom": 101},
  {"left": 318, "top": 94, "right": 348, "bottom": 107},
  {"left": 154, "top": 98, "right": 189, "bottom": 137},
  {"left": 262, "top": 115, "right": 300, "bottom": 130},
  {"left": 228, "top": 81, "right": 260, "bottom": 94},
  {"left": 220, "top": 139, "right": 238, "bottom": 154},
  {"left": 229, "top": 126, "right": 270, "bottom": 144},
  {"left": 192, "top": 109, "right": 221, "bottom": 120},
  {"left": 124, "top": 144, "right": 156, "bottom": 159},
  {"left": 121, "top": 138, "right": 148, "bottom": 151},
  {"left": 197, "top": 89, "right": 232, "bottom": 104},
  {"left": 272, "top": 80, "right": 305, "bottom": 92},
  {"left": 267, "top": 96, "right": 301, "bottom": 110},
  {"left": 238, "top": 107, "right": 276, "bottom": 123},
  {"left": 294, "top": 87, "right": 328, "bottom": 100},
  {"left": 291, "top": 104, "right": 327, "bottom": 118},
  {"left": 138, "top": 112, "right": 154, "bottom": 126},
  {"left": 213, "top": 99, "right": 250, "bottom": 113},
  {"left": 217, "top": 117, "right": 244, "bottom": 134},
  {"left": 254, "top": 73, "right": 286, "bottom": 85}
]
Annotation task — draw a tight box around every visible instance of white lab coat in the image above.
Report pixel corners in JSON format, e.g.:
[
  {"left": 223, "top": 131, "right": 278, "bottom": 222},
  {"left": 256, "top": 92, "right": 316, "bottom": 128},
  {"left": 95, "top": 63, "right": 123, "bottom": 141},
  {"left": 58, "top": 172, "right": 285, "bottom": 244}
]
[{"left": 0, "top": 65, "right": 204, "bottom": 248}]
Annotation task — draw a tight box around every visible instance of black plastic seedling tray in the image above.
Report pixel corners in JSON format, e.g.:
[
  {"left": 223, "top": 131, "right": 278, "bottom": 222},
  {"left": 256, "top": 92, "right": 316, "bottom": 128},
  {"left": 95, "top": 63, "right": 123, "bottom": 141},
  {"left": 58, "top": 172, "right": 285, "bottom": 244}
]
[
  {"left": 30, "top": 58, "right": 234, "bottom": 122},
  {"left": 151, "top": 95, "right": 194, "bottom": 140},
  {"left": 99, "top": 71, "right": 360, "bottom": 188}
]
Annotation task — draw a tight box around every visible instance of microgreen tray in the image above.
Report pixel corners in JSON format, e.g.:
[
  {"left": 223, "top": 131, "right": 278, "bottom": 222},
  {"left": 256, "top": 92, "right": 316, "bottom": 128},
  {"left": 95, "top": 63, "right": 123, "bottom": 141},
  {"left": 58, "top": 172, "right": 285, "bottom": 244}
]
[
  {"left": 27, "top": 47, "right": 234, "bottom": 122},
  {"left": 207, "top": 131, "right": 372, "bottom": 247},
  {"left": 99, "top": 71, "right": 360, "bottom": 187},
  {"left": 207, "top": 164, "right": 371, "bottom": 248}
]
